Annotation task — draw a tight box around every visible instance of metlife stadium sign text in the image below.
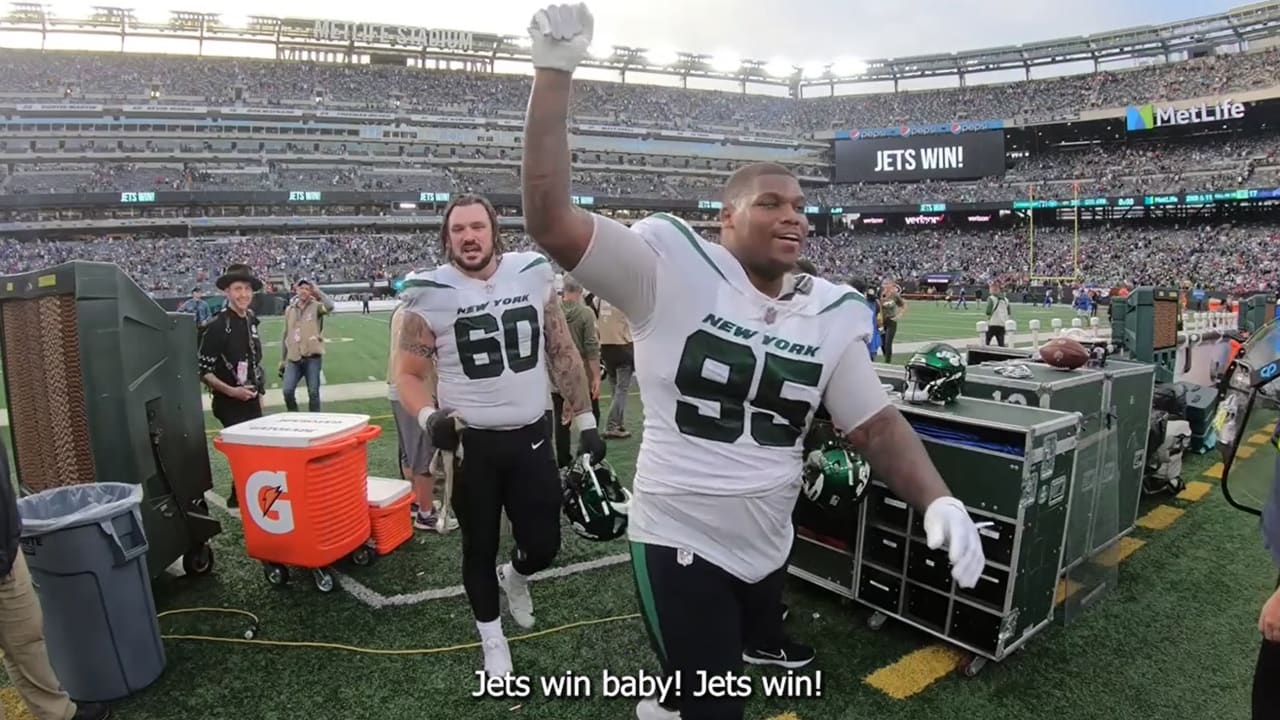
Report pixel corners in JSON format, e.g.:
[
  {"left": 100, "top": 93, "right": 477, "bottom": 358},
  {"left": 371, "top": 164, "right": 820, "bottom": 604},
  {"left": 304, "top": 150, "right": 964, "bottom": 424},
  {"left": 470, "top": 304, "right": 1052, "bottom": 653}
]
[{"left": 1126, "top": 99, "right": 1245, "bottom": 131}]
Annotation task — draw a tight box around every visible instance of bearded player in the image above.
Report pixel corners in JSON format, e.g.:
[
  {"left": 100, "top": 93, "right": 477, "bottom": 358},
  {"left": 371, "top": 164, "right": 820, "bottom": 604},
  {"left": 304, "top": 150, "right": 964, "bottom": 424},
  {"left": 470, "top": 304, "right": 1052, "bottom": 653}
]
[
  {"left": 394, "top": 193, "right": 606, "bottom": 677},
  {"left": 520, "top": 5, "right": 986, "bottom": 719}
]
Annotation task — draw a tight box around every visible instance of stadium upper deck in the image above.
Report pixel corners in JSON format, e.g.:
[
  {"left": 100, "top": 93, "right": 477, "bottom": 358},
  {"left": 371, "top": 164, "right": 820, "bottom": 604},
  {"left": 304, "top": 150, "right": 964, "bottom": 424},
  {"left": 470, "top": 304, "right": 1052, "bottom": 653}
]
[{"left": 2, "top": 2, "right": 1280, "bottom": 132}]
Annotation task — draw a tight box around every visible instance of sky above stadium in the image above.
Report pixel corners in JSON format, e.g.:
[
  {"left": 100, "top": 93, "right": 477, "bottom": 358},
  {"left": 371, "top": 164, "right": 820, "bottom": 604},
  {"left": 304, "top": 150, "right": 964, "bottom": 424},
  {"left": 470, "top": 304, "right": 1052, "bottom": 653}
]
[
  {"left": 127, "top": 0, "right": 1243, "bottom": 61},
  {"left": 13, "top": 0, "right": 1256, "bottom": 95}
]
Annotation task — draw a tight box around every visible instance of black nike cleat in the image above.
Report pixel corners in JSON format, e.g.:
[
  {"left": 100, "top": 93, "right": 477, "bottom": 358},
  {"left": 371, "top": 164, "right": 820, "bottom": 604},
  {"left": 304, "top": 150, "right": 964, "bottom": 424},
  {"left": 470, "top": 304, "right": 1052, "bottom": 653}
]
[{"left": 743, "top": 641, "right": 815, "bottom": 669}]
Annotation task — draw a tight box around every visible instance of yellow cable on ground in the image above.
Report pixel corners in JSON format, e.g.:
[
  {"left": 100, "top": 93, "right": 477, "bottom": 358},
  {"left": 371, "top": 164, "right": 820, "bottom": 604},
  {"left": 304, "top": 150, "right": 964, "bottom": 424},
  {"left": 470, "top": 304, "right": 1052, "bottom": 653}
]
[{"left": 158, "top": 607, "right": 641, "bottom": 656}]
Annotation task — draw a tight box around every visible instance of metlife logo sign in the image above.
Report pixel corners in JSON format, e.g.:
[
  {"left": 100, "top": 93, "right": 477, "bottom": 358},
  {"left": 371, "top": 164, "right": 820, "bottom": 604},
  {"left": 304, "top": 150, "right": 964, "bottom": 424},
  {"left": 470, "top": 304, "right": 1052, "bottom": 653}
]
[{"left": 1126, "top": 99, "right": 1245, "bottom": 131}]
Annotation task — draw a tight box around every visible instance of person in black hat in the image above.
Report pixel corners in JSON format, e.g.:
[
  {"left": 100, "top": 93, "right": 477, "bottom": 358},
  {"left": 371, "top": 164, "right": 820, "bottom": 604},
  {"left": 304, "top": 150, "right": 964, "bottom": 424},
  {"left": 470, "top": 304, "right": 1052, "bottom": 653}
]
[{"left": 198, "top": 263, "right": 266, "bottom": 508}]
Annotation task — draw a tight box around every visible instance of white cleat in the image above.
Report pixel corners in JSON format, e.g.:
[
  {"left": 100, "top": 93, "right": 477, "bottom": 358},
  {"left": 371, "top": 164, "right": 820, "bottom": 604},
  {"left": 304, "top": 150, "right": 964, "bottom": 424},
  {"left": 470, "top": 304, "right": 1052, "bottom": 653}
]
[
  {"left": 636, "top": 697, "right": 681, "bottom": 719},
  {"left": 497, "top": 562, "right": 536, "bottom": 629},
  {"left": 482, "top": 635, "right": 513, "bottom": 678}
]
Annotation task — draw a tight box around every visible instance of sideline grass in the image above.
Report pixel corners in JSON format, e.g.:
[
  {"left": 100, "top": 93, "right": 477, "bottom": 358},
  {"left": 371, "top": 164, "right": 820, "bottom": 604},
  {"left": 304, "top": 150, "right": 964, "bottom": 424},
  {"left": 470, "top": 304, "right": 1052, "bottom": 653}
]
[
  {"left": 2, "top": 397, "right": 1263, "bottom": 720},
  {"left": 1, "top": 299, "right": 1269, "bottom": 720},
  {"left": 0, "top": 300, "right": 1088, "bottom": 412},
  {"left": 137, "top": 404, "right": 1280, "bottom": 717}
]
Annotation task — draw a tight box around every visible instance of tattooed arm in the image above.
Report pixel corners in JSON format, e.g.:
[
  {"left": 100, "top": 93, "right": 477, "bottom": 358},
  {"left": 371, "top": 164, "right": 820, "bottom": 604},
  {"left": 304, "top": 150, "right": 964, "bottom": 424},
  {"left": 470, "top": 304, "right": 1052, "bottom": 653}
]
[
  {"left": 543, "top": 295, "right": 592, "bottom": 425},
  {"left": 393, "top": 310, "right": 440, "bottom": 423}
]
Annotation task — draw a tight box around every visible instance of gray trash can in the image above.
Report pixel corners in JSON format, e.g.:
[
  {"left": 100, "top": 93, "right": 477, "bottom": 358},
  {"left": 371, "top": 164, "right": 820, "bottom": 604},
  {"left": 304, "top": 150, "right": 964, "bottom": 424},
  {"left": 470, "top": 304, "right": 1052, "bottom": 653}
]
[{"left": 17, "top": 482, "right": 166, "bottom": 703}]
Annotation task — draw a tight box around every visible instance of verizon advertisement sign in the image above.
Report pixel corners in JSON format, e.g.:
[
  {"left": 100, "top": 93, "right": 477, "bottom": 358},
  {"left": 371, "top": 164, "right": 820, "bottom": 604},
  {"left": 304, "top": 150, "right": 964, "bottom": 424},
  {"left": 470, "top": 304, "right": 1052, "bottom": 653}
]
[
  {"left": 904, "top": 215, "right": 945, "bottom": 225},
  {"left": 834, "top": 130, "right": 1006, "bottom": 183}
]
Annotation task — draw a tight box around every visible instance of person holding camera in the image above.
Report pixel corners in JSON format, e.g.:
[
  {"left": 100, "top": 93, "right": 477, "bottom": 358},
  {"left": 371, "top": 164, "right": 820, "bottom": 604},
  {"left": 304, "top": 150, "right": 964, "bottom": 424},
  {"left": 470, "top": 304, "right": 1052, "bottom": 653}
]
[{"left": 278, "top": 278, "right": 334, "bottom": 413}]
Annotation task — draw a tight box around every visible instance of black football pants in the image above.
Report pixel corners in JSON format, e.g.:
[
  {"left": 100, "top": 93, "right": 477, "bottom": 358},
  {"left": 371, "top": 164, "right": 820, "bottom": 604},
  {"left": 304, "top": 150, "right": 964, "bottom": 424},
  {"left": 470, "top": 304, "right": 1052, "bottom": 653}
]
[
  {"left": 631, "top": 542, "right": 787, "bottom": 720},
  {"left": 1255, "top": 576, "right": 1280, "bottom": 719},
  {"left": 451, "top": 419, "right": 562, "bottom": 623}
]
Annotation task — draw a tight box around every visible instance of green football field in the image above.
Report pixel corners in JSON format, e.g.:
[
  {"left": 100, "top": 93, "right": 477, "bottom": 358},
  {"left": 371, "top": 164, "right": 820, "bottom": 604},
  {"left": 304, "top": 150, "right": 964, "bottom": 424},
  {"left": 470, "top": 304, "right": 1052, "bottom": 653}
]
[
  {"left": 4, "top": 298, "right": 1278, "bottom": 720},
  {"left": 252, "top": 300, "right": 1097, "bottom": 392},
  {"left": 0, "top": 299, "right": 1093, "bottom": 411},
  {"left": 262, "top": 300, "right": 1092, "bottom": 386}
]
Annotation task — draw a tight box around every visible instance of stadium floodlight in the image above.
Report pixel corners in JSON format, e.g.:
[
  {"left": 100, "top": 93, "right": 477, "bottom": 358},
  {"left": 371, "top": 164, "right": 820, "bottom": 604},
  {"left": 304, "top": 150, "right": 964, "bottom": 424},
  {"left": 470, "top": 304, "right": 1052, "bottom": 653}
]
[
  {"left": 642, "top": 47, "right": 680, "bottom": 66},
  {"left": 246, "top": 15, "right": 281, "bottom": 31},
  {"left": 831, "top": 57, "right": 867, "bottom": 76},
  {"left": 801, "top": 61, "right": 829, "bottom": 79},
  {"left": 8, "top": 3, "right": 49, "bottom": 22},
  {"left": 131, "top": 7, "right": 167, "bottom": 24},
  {"left": 765, "top": 57, "right": 795, "bottom": 77},
  {"left": 589, "top": 36, "right": 614, "bottom": 59},
  {"left": 710, "top": 50, "right": 740, "bottom": 73},
  {"left": 47, "top": 2, "right": 91, "bottom": 20}
]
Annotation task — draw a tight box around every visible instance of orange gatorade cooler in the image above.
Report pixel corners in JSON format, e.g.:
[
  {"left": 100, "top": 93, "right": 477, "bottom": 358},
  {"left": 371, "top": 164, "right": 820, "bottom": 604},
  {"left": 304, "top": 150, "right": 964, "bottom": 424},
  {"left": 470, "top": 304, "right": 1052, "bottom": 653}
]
[
  {"left": 366, "top": 476, "right": 416, "bottom": 556},
  {"left": 212, "top": 413, "right": 380, "bottom": 593}
]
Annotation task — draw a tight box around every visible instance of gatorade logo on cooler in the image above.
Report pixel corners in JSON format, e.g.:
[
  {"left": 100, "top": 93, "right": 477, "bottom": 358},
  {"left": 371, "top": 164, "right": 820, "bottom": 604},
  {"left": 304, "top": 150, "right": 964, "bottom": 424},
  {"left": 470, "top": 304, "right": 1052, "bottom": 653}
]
[{"left": 245, "top": 470, "right": 295, "bottom": 535}]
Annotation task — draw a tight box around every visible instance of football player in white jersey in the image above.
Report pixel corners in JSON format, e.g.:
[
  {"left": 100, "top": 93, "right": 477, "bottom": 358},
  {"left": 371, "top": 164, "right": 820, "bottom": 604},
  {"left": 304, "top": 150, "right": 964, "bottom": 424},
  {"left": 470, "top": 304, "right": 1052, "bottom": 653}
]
[
  {"left": 521, "top": 5, "right": 986, "bottom": 720},
  {"left": 394, "top": 193, "right": 606, "bottom": 678}
]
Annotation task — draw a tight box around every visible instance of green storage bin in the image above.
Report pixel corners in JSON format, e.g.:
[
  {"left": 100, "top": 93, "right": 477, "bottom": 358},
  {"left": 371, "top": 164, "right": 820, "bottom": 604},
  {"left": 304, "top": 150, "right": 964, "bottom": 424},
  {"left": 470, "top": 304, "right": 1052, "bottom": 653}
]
[{"left": 852, "top": 396, "right": 1080, "bottom": 665}]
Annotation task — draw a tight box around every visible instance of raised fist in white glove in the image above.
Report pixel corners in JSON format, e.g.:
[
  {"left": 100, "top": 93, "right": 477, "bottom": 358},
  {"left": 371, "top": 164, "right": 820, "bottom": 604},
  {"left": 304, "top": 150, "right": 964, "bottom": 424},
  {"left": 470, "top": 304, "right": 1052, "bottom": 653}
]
[
  {"left": 923, "top": 496, "right": 986, "bottom": 588},
  {"left": 528, "top": 3, "right": 593, "bottom": 74}
]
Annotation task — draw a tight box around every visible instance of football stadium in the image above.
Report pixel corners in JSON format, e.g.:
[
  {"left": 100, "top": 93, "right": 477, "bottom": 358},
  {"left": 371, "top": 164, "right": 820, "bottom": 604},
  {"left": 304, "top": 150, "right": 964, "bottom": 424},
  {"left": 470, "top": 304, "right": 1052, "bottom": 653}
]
[{"left": 1, "top": 2, "right": 1280, "bottom": 719}]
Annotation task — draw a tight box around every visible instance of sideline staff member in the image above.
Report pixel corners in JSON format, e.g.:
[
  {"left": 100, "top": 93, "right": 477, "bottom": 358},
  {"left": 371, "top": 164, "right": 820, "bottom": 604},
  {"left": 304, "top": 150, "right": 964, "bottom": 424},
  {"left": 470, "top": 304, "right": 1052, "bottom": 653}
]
[
  {"left": 880, "top": 278, "right": 906, "bottom": 362},
  {"left": 279, "top": 278, "right": 335, "bottom": 412},
  {"left": 552, "top": 274, "right": 601, "bottom": 468},
  {"left": 199, "top": 263, "right": 266, "bottom": 508}
]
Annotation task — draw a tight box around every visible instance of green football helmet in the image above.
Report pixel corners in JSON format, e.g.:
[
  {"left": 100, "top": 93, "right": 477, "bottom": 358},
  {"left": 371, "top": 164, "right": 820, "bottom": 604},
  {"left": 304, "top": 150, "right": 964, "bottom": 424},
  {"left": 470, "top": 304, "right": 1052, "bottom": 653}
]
[
  {"left": 562, "top": 455, "right": 631, "bottom": 542},
  {"left": 904, "top": 342, "right": 966, "bottom": 404},
  {"left": 801, "top": 444, "right": 872, "bottom": 514},
  {"left": 800, "top": 411, "right": 872, "bottom": 514}
]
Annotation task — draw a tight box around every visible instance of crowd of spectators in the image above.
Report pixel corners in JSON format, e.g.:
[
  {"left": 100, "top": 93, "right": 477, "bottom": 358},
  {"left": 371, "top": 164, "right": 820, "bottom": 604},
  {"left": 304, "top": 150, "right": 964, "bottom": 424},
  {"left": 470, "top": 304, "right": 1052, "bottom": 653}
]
[
  {"left": 2, "top": 43, "right": 1280, "bottom": 294},
  {"left": 1, "top": 44, "right": 1277, "bottom": 132},
  {"left": 1, "top": 222, "right": 1274, "bottom": 296},
  {"left": 7, "top": 131, "right": 1280, "bottom": 204},
  {"left": 802, "top": 223, "right": 1280, "bottom": 293}
]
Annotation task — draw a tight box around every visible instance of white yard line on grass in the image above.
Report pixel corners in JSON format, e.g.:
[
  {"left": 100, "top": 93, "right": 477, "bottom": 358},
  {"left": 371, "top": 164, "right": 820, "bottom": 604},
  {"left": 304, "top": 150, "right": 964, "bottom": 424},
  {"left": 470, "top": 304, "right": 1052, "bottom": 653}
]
[
  {"left": 372, "top": 554, "right": 631, "bottom": 609},
  {"left": 201, "top": 490, "right": 628, "bottom": 610}
]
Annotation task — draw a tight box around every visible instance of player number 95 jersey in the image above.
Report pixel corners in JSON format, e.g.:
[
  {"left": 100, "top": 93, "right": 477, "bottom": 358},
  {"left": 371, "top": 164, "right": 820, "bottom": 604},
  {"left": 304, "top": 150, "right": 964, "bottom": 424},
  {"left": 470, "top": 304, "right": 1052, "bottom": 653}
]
[{"left": 627, "top": 215, "right": 875, "bottom": 497}]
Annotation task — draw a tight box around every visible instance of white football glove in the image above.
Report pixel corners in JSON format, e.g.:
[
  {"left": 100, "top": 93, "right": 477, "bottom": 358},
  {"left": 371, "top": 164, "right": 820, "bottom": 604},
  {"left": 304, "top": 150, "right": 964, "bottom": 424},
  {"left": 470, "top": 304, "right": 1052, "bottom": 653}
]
[
  {"left": 528, "top": 3, "right": 593, "bottom": 74},
  {"left": 923, "top": 496, "right": 986, "bottom": 589}
]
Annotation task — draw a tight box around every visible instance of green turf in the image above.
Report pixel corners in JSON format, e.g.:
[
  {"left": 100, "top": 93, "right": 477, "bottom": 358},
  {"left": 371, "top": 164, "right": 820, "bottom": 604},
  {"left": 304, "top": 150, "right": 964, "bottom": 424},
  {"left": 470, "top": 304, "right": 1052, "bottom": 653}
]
[
  {"left": 257, "top": 311, "right": 396, "bottom": 387},
  {"left": 888, "top": 299, "right": 1095, "bottom": 345},
  {"left": 265, "top": 301, "right": 1084, "bottom": 393},
  {"left": 4, "top": 300, "right": 1273, "bottom": 720},
  {"left": 0, "top": 300, "right": 1092, "bottom": 413},
  {"left": 45, "top": 396, "right": 1259, "bottom": 720}
]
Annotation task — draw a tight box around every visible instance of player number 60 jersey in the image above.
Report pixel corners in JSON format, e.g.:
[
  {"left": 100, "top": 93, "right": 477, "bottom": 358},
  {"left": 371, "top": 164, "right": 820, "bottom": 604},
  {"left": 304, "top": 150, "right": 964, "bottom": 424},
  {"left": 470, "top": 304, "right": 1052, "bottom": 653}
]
[{"left": 403, "top": 251, "right": 556, "bottom": 430}]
